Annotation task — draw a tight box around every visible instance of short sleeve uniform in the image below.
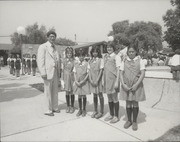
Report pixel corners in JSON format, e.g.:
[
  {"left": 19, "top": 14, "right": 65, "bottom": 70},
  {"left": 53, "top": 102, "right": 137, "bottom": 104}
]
[
  {"left": 62, "top": 58, "right": 74, "bottom": 92},
  {"left": 73, "top": 61, "right": 90, "bottom": 95},
  {"left": 89, "top": 58, "right": 103, "bottom": 94},
  {"left": 103, "top": 53, "right": 121, "bottom": 94},
  {"left": 15, "top": 58, "right": 21, "bottom": 70},
  {"left": 120, "top": 56, "right": 146, "bottom": 102}
]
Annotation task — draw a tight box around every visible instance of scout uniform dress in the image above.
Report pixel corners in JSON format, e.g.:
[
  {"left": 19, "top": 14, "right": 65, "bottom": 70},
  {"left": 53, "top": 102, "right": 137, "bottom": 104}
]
[
  {"left": 89, "top": 57, "right": 103, "bottom": 94},
  {"left": 31, "top": 57, "right": 37, "bottom": 76},
  {"left": 62, "top": 58, "right": 74, "bottom": 92},
  {"left": 15, "top": 57, "right": 21, "bottom": 77},
  {"left": 120, "top": 56, "right": 146, "bottom": 102},
  {"left": 73, "top": 61, "right": 90, "bottom": 96},
  {"left": 103, "top": 53, "right": 120, "bottom": 94},
  {"left": 26, "top": 57, "right": 31, "bottom": 75},
  {"left": 10, "top": 58, "right": 15, "bottom": 75}
]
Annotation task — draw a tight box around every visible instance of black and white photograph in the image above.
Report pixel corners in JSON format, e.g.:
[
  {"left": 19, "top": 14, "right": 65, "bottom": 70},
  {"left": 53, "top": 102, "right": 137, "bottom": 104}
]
[{"left": 0, "top": 0, "right": 180, "bottom": 141}]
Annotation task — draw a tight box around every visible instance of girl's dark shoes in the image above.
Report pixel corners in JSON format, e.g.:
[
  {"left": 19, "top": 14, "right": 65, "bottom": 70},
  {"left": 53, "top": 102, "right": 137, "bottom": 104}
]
[
  {"left": 82, "top": 110, "right": 86, "bottom": 117},
  {"left": 104, "top": 115, "right": 113, "bottom": 121},
  {"left": 132, "top": 122, "right": 138, "bottom": 131},
  {"left": 76, "top": 110, "right": 82, "bottom": 116},
  {"left": 91, "top": 112, "right": 98, "bottom": 118},
  {"left": 69, "top": 107, "right": 75, "bottom": 113},
  {"left": 124, "top": 121, "right": 132, "bottom": 129},
  {"left": 95, "top": 112, "right": 103, "bottom": 119},
  {"left": 66, "top": 107, "right": 70, "bottom": 113},
  {"left": 110, "top": 116, "right": 119, "bottom": 123}
]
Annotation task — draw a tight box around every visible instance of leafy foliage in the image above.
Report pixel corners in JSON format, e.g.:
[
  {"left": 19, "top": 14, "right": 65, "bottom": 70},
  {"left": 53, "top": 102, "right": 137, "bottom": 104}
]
[
  {"left": 11, "top": 22, "right": 76, "bottom": 46},
  {"left": 163, "top": 0, "right": 180, "bottom": 51},
  {"left": 108, "top": 20, "right": 163, "bottom": 55}
]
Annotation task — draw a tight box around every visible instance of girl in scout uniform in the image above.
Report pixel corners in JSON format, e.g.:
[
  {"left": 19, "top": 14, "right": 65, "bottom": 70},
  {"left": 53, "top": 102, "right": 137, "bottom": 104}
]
[
  {"left": 73, "top": 48, "right": 90, "bottom": 117},
  {"left": 31, "top": 54, "right": 37, "bottom": 76},
  {"left": 26, "top": 54, "right": 31, "bottom": 75},
  {"left": 62, "top": 47, "right": 75, "bottom": 113},
  {"left": 119, "top": 44, "right": 146, "bottom": 131},
  {"left": 10, "top": 54, "right": 16, "bottom": 76},
  {"left": 15, "top": 54, "right": 21, "bottom": 78},
  {"left": 103, "top": 41, "right": 121, "bottom": 123},
  {"left": 89, "top": 46, "right": 104, "bottom": 119}
]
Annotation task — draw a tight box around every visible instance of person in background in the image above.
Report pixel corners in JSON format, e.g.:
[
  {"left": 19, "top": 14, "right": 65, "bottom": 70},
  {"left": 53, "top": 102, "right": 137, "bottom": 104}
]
[
  {"left": 0, "top": 56, "right": 4, "bottom": 67},
  {"left": 119, "top": 43, "right": 146, "bottom": 131},
  {"left": 168, "top": 49, "right": 180, "bottom": 80},
  {"left": 7, "top": 54, "right": 11, "bottom": 68},
  {"left": 61, "top": 47, "right": 75, "bottom": 114},
  {"left": 15, "top": 54, "right": 21, "bottom": 78},
  {"left": 73, "top": 48, "right": 90, "bottom": 117},
  {"left": 10, "top": 54, "right": 16, "bottom": 76},
  {"left": 22, "top": 54, "right": 26, "bottom": 75},
  {"left": 89, "top": 46, "right": 104, "bottom": 119},
  {"left": 37, "top": 31, "right": 61, "bottom": 116},
  {"left": 103, "top": 41, "right": 121, "bottom": 123},
  {"left": 31, "top": 54, "right": 37, "bottom": 76},
  {"left": 26, "top": 54, "right": 31, "bottom": 75}
]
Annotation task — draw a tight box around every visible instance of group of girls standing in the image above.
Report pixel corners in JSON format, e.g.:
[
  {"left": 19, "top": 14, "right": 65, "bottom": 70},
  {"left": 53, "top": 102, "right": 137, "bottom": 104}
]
[
  {"left": 61, "top": 41, "right": 146, "bottom": 131},
  {"left": 7, "top": 54, "right": 37, "bottom": 77}
]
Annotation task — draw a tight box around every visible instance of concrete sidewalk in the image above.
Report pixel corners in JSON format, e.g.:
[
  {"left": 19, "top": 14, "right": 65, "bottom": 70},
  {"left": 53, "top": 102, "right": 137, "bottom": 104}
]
[{"left": 0, "top": 66, "right": 180, "bottom": 141}]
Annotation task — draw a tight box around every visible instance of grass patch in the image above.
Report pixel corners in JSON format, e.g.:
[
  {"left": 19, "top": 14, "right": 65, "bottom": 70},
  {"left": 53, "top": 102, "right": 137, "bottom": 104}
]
[
  {"left": 30, "top": 82, "right": 63, "bottom": 92},
  {"left": 149, "top": 124, "right": 180, "bottom": 141}
]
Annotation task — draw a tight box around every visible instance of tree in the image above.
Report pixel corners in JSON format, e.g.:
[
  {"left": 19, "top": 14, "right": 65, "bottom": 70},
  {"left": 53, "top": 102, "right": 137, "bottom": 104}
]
[
  {"left": 11, "top": 23, "right": 76, "bottom": 47},
  {"left": 108, "top": 20, "right": 163, "bottom": 55},
  {"left": 163, "top": 0, "right": 180, "bottom": 51}
]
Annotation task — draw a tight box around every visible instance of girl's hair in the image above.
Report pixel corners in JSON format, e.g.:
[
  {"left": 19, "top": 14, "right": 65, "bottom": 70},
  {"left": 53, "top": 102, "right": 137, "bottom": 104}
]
[
  {"left": 65, "top": 47, "right": 74, "bottom": 58},
  {"left": 127, "top": 42, "right": 139, "bottom": 56},
  {"left": 90, "top": 46, "right": 102, "bottom": 58},
  {"left": 107, "top": 41, "right": 116, "bottom": 51},
  {"left": 32, "top": 54, "right": 36, "bottom": 58},
  {"left": 77, "top": 48, "right": 86, "bottom": 57}
]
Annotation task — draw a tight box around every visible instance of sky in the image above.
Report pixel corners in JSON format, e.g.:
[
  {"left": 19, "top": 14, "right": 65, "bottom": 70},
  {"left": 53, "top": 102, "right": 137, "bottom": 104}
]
[{"left": 0, "top": 0, "right": 173, "bottom": 44}]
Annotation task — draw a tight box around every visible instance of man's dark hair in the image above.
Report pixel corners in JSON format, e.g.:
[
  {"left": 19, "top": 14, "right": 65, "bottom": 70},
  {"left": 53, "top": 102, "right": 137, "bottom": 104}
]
[{"left": 46, "top": 31, "right": 57, "bottom": 37}]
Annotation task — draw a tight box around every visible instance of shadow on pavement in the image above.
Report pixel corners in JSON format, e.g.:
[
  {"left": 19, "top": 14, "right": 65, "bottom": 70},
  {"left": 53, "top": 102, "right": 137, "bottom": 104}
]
[
  {"left": 0, "top": 83, "right": 24, "bottom": 89},
  {"left": 0, "top": 88, "right": 42, "bottom": 102}
]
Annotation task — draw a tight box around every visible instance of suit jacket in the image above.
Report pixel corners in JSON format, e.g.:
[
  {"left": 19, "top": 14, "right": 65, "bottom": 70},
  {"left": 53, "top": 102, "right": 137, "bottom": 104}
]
[{"left": 37, "top": 41, "right": 61, "bottom": 80}]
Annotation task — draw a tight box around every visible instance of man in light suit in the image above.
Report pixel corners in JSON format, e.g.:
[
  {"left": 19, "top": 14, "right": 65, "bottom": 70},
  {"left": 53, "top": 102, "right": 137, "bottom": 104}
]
[{"left": 37, "top": 31, "right": 61, "bottom": 116}]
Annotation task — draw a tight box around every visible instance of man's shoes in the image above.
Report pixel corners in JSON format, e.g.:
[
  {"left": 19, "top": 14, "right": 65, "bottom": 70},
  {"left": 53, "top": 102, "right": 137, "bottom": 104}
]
[
  {"left": 53, "top": 110, "right": 60, "bottom": 113},
  {"left": 132, "top": 122, "right": 138, "bottom": 131},
  {"left": 44, "top": 112, "right": 54, "bottom": 116},
  {"left": 124, "top": 121, "right": 132, "bottom": 129},
  {"left": 110, "top": 116, "right": 119, "bottom": 123},
  {"left": 104, "top": 115, "right": 113, "bottom": 121}
]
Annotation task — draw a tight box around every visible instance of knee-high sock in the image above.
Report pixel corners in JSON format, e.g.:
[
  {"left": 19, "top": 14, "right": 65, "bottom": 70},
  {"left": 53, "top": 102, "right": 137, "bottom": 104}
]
[
  {"left": 109, "top": 102, "right": 114, "bottom": 116},
  {"left": 83, "top": 97, "right": 87, "bottom": 111},
  {"left": 114, "top": 102, "right": 119, "bottom": 117},
  {"left": 133, "top": 107, "right": 139, "bottom": 122},
  {"left": 66, "top": 95, "right": 70, "bottom": 107},
  {"left": 93, "top": 96, "right": 98, "bottom": 112},
  {"left": 78, "top": 98, "right": 82, "bottom": 110},
  {"left": 99, "top": 97, "right": 104, "bottom": 114},
  {"left": 71, "top": 95, "right": 75, "bottom": 107},
  {"left": 126, "top": 107, "right": 132, "bottom": 122}
]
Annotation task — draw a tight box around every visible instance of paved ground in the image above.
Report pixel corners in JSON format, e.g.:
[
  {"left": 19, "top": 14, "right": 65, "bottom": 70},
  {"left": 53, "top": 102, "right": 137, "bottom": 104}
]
[{"left": 0, "top": 66, "right": 180, "bottom": 141}]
